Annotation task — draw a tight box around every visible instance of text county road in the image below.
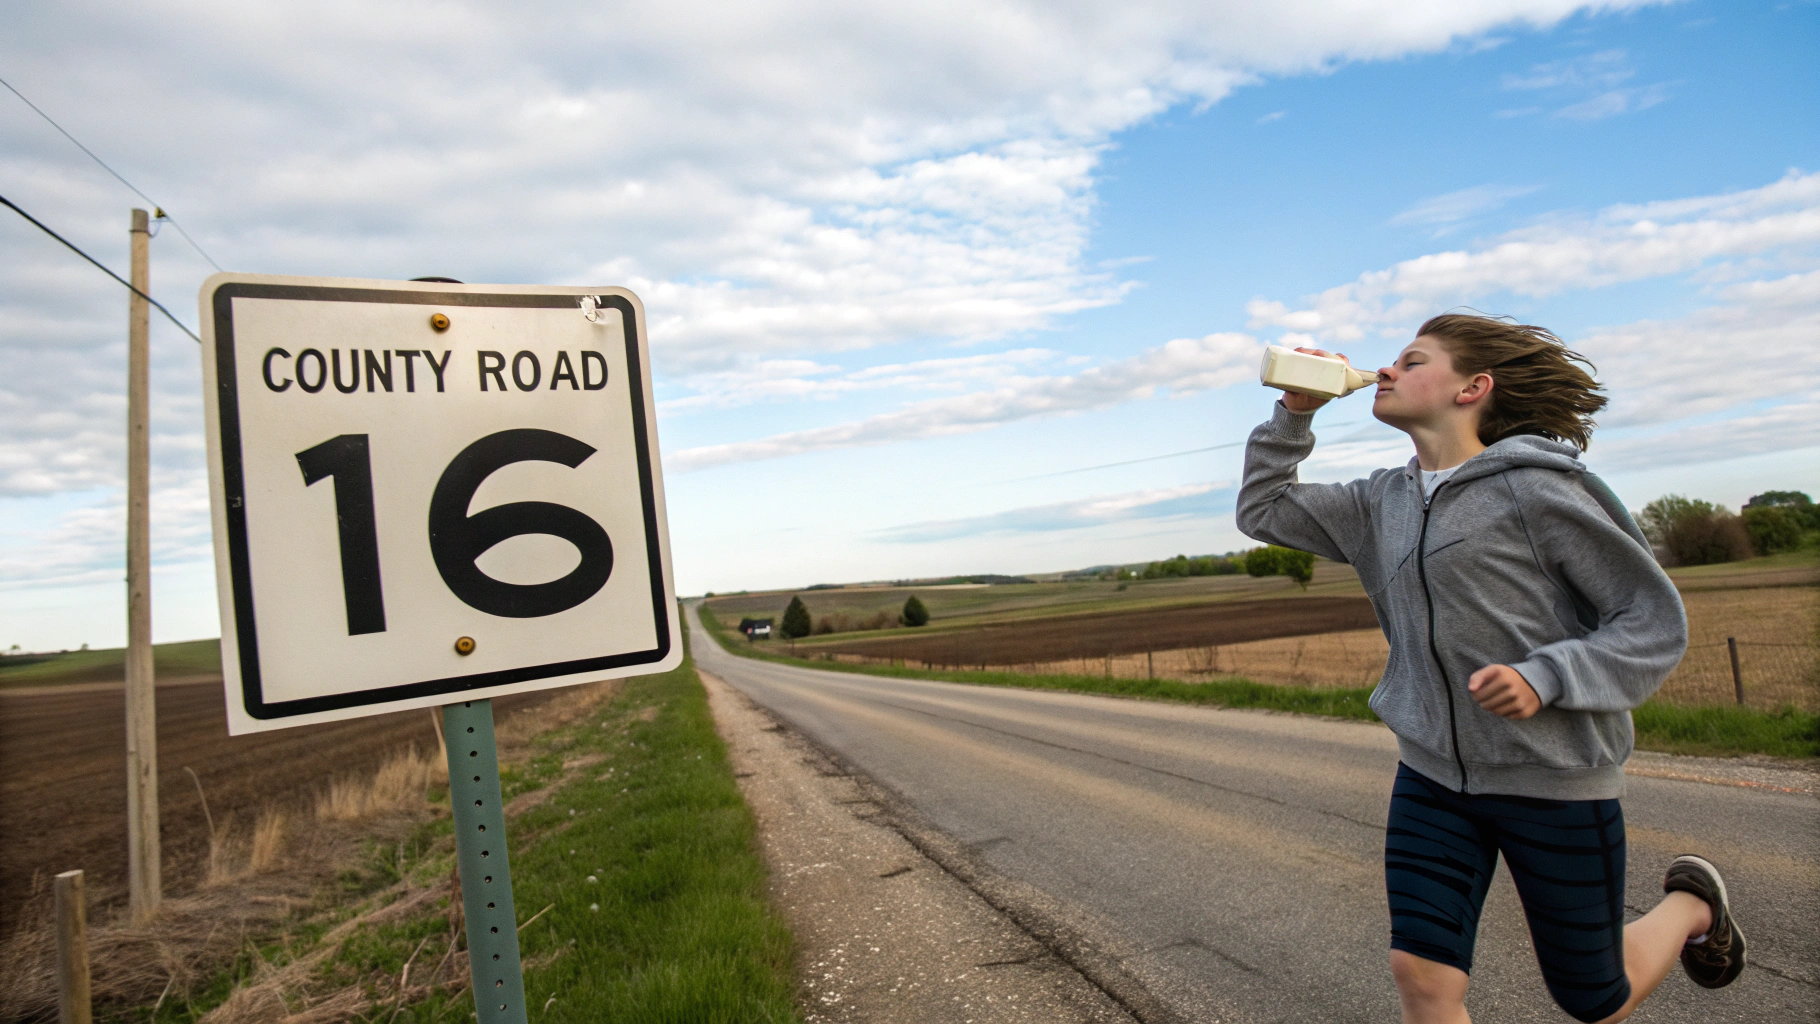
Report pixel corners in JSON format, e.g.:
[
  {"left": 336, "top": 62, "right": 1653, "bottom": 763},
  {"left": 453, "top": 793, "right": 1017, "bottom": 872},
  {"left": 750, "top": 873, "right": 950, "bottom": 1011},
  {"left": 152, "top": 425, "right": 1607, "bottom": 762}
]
[{"left": 689, "top": 606, "right": 1817, "bottom": 1023}]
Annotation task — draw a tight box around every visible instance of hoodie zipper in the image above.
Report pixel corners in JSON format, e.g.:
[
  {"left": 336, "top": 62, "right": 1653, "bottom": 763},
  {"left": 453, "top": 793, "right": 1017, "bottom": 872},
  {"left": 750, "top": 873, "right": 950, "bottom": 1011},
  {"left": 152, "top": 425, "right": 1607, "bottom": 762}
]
[{"left": 1416, "top": 484, "right": 1470, "bottom": 792}]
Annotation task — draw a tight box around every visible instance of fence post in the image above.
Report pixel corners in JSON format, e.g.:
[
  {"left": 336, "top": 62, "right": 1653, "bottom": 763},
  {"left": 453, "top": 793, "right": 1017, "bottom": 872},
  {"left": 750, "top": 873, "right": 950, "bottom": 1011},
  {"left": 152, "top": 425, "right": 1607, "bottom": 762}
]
[
  {"left": 1727, "top": 637, "right": 1744, "bottom": 706},
  {"left": 1147, "top": 651, "right": 1154, "bottom": 680},
  {"left": 55, "top": 870, "right": 90, "bottom": 1024}
]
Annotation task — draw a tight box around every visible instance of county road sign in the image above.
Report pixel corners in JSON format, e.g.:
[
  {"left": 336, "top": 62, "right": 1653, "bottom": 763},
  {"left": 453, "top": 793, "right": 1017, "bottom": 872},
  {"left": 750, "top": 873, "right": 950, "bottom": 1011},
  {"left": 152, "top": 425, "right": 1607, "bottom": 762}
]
[{"left": 198, "top": 275, "right": 681, "bottom": 734}]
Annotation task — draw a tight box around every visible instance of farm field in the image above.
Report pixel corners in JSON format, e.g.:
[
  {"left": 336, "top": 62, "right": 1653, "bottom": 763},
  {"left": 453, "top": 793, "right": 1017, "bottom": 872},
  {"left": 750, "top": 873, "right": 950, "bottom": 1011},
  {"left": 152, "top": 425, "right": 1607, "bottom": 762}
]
[
  {"left": 0, "top": 638, "right": 221, "bottom": 689},
  {"left": 719, "top": 551, "right": 1817, "bottom": 713},
  {"left": 703, "top": 557, "right": 1365, "bottom": 637},
  {"left": 0, "top": 674, "right": 563, "bottom": 938},
  {"left": 795, "top": 595, "right": 1380, "bottom": 665}
]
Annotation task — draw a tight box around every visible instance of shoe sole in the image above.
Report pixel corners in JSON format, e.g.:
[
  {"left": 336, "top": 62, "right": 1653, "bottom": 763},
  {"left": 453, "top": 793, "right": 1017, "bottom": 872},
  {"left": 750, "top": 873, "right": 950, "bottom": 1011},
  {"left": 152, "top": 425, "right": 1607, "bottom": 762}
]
[{"left": 1670, "top": 854, "right": 1747, "bottom": 988}]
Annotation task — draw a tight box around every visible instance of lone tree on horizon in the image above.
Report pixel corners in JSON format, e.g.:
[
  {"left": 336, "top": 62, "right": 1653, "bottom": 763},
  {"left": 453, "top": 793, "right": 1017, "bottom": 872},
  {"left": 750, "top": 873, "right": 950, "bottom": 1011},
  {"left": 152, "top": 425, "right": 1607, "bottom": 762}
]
[
  {"left": 902, "top": 594, "right": 929, "bottom": 627},
  {"left": 781, "top": 596, "right": 813, "bottom": 639}
]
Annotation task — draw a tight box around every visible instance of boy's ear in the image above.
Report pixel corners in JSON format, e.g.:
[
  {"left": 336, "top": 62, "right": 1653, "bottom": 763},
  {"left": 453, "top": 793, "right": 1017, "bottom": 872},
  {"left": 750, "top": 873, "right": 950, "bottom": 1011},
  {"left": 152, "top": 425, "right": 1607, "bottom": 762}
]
[{"left": 1456, "top": 372, "right": 1494, "bottom": 407}]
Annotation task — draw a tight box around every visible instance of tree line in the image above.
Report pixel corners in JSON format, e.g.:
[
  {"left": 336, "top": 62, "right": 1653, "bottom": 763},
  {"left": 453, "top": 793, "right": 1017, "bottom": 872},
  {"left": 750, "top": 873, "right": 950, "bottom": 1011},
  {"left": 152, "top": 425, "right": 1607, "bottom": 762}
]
[{"left": 1638, "top": 490, "right": 1818, "bottom": 566}]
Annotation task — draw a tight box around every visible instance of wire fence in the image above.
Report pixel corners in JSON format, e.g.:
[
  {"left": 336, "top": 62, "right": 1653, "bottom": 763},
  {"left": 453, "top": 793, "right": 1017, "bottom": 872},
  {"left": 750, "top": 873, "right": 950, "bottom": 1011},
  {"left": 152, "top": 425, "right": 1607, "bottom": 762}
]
[
  {"left": 1657, "top": 640, "right": 1818, "bottom": 711},
  {"left": 796, "top": 631, "right": 1820, "bottom": 712}
]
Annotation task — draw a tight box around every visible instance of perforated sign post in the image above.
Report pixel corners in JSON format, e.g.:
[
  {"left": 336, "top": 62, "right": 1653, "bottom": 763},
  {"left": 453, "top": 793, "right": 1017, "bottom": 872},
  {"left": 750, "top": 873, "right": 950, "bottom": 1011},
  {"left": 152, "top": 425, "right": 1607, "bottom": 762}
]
[{"left": 198, "top": 275, "right": 682, "bottom": 1023}]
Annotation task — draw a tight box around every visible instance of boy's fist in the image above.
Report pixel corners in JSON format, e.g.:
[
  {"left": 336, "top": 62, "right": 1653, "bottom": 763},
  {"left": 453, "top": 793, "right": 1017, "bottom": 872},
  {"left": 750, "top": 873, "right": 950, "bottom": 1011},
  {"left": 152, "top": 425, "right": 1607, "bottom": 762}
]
[{"left": 1468, "top": 664, "right": 1541, "bottom": 720}]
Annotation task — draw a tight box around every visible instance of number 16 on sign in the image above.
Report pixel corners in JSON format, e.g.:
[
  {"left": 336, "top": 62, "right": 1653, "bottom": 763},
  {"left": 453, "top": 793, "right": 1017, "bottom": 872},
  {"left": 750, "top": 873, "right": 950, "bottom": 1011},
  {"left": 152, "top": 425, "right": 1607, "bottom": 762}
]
[{"left": 198, "top": 276, "right": 682, "bottom": 1022}]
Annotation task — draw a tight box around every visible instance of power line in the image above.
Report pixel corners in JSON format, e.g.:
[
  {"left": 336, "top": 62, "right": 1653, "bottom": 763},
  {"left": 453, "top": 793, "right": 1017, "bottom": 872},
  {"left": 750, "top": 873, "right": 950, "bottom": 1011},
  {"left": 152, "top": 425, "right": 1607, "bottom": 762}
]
[
  {"left": 1, "top": 193, "right": 201, "bottom": 343},
  {"left": 1010, "top": 420, "right": 1360, "bottom": 481},
  {"left": 0, "top": 73, "right": 223, "bottom": 272}
]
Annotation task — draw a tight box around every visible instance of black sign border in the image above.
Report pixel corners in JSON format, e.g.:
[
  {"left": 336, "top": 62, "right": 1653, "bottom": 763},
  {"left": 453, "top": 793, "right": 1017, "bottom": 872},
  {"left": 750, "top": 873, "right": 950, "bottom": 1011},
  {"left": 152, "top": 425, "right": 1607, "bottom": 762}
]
[{"left": 210, "top": 284, "right": 672, "bottom": 719}]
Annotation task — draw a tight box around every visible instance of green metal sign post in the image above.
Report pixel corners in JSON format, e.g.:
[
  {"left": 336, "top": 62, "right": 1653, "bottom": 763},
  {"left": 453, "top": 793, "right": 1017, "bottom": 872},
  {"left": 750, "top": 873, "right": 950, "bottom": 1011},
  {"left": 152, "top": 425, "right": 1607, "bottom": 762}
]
[{"left": 444, "top": 699, "right": 528, "bottom": 1023}]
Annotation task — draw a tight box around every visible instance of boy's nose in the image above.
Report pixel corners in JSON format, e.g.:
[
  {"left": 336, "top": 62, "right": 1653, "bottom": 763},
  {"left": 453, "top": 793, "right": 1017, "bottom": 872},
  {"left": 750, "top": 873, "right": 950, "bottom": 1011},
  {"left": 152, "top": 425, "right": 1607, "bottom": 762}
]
[{"left": 1377, "top": 365, "right": 1398, "bottom": 382}]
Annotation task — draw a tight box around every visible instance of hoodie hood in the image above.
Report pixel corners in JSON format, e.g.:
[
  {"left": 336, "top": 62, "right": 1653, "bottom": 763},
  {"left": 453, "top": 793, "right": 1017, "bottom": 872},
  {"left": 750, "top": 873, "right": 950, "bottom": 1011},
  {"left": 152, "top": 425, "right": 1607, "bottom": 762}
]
[
  {"left": 1402, "top": 434, "right": 1585, "bottom": 487},
  {"left": 1401, "top": 434, "right": 1649, "bottom": 552}
]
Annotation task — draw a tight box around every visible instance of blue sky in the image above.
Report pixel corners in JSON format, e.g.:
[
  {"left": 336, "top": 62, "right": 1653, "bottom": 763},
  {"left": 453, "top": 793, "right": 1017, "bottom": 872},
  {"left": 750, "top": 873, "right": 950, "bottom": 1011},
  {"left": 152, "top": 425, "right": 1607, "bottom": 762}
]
[{"left": 3, "top": 0, "right": 1818, "bottom": 649}]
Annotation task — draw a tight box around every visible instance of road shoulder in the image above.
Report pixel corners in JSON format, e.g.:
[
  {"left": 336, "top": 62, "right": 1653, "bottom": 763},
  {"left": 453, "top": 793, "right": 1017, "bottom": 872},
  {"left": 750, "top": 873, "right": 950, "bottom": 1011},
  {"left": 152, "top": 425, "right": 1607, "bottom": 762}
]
[{"left": 699, "top": 667, "right": 1137, "bottom": 1024}]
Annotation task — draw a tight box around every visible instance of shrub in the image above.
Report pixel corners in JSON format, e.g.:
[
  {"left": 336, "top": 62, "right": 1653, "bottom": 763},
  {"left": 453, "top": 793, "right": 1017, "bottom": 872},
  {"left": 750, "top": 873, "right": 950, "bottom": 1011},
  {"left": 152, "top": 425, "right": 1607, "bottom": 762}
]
[
  {"left": 1743, "top": 505, "right": 1806, "bottom": 555},
  {"left": 1243, "top": 546, "right": 1278, "bottom": 577},
  {"left": 1745, "top": 490, "right": 1820, "bottom": 534},
  {"left": 1277, "top": 547, "right": 1315, "bottom": 586},
  {"left": 780, "top": 596, "right": 813, "bottom": 639},
  {"left": 1640, "top": 495, "right": 1752, "bottom": 566},
  {"left": 1243, "top": 545, "right": 1314, "bottom": 586},
  {"left": 902, "top": 595, "right": 930, "bottom": 627}
]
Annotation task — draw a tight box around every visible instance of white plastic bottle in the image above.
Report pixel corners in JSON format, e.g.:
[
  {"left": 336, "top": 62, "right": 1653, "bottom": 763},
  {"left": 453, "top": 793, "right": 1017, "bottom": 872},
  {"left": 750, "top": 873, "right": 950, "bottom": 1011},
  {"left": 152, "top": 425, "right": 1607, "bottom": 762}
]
[{"left": 1259, "top": 345, "right": 1380, "bottom": 399}]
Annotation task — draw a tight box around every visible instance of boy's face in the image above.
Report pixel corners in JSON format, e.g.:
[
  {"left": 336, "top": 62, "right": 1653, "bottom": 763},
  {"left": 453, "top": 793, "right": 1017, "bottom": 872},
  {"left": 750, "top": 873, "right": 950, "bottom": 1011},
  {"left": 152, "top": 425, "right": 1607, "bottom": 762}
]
[{"left": 1371, "top": 335, "right": 1483, "bottom": 430}]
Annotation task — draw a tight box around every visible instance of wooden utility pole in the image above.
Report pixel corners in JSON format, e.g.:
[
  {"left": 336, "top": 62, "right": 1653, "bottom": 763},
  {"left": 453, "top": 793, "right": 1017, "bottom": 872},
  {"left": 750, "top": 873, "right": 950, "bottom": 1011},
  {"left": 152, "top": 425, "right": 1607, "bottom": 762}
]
[
  {"left": 55, "top": 870, "right": 92, "bottom": 1024},
  {"left": 125, "top": 208, "right": 160, "bottom": 923}
]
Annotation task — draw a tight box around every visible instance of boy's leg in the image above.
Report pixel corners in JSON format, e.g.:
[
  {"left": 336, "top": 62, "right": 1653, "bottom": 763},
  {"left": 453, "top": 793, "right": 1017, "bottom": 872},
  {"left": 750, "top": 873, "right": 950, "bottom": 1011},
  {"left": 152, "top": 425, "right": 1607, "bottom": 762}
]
[
  {"left": 1490, "top": 793, "right": 1631, "bottom": 1023},
  {"left": 1594, "top": 889, "right": 1711, "bottom": 1021},
  {"left": 1385, "top": 765, "right": 1499, "bottom": 1023},
  {"left": 1390, "top": 951, "right": 1471, "bottom": 1024}
]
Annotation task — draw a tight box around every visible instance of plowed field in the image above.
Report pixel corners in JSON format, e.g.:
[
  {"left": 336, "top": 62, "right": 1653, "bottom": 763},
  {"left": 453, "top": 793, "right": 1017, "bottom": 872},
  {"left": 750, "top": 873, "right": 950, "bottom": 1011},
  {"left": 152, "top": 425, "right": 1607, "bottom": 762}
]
[
  {"left": 0, "top": 678, "right": 560, "bottom": 937},
  {"left": 802, "top": 595, "right": 1380, "bottom": 665}
]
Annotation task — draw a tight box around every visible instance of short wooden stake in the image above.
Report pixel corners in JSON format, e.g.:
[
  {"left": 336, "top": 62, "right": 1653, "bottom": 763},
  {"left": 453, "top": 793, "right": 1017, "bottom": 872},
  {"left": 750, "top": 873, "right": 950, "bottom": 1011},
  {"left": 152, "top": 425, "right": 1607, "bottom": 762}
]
[
  {"left": 1147, "top": 651, "right": 1154, "bottom": 680},
  {"left": 1727, "top": 637, "right": 1744, "bottom": 706},
  {"left": 55, "top": 870, "right": 91, "bottom": 1024}
]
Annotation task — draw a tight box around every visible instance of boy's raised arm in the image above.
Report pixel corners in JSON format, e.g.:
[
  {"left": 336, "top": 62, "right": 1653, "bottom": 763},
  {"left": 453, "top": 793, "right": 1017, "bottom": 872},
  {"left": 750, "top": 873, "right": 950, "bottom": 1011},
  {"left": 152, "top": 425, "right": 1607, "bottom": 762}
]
[{"left": 1236, "top": 401, "right": 1374, "bottom": 564}]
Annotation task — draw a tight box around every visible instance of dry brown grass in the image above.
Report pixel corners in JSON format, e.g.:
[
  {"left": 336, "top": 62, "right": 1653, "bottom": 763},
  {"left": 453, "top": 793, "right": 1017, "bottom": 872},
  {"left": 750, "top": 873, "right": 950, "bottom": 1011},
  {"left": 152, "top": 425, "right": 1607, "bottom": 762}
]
[
  {"left": 1658, "top": 587, "right": 1819, "bottom": 709},
  {"left": 314, "top": 744, "right": 444, "bottom": 821},
  {"left": 250, "top": 808, "right": 288, "bottom": 874}
]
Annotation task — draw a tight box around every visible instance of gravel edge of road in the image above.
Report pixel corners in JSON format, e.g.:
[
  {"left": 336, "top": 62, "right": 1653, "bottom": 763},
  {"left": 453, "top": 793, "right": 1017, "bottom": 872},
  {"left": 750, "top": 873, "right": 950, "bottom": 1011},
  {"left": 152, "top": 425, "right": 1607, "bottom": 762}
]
[{"left": 698, "top": 662, "right": 1188, "bottom": 1024}]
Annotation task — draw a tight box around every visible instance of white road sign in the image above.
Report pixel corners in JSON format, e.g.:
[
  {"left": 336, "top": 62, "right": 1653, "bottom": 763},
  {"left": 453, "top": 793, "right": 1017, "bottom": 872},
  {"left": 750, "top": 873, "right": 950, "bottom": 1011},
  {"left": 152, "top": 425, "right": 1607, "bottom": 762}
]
[{"left": 198, "top": 275, "right": 681, "bottom": 734}]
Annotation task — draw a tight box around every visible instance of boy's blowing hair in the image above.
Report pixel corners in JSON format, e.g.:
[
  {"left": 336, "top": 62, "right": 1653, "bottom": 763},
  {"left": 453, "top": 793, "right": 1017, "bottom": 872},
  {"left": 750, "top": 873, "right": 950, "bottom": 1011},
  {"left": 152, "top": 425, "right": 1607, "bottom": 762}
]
[{"left": 1418, "top": 313, "right": 1607, "bottom": 451}]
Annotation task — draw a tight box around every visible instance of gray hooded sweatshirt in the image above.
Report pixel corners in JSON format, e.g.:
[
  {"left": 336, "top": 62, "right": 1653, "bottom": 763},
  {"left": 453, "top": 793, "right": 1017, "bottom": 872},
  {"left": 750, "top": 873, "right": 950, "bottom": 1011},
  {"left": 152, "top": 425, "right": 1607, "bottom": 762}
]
[{"left": 1237, "top": 402, "right": 1687, "bottom": 800}]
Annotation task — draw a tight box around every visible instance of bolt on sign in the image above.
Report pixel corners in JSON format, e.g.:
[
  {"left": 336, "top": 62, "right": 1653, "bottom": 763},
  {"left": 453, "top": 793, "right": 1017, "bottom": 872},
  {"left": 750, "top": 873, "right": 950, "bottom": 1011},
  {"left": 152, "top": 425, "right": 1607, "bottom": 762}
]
[{"left": 198, "top": 276, "right": 681, "bottom": 734}]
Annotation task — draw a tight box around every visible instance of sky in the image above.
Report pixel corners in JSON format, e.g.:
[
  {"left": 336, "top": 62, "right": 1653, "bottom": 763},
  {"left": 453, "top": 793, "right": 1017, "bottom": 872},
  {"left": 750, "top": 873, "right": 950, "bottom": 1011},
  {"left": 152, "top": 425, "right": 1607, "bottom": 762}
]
[{"left": 3, "top": 0, "right": 1818, "bottom": 650}]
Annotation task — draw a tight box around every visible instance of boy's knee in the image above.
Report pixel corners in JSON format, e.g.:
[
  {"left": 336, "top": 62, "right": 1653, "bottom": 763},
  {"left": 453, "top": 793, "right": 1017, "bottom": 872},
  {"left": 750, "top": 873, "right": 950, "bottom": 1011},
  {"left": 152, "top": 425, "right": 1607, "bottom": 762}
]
[{"left": 1391, "top": 950, "right": 1468, "bottom": 1005}]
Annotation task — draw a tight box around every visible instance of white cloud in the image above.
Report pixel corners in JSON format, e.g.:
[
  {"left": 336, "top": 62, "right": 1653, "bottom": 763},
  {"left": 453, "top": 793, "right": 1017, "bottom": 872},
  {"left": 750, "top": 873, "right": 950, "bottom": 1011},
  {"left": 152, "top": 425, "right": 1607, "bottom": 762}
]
[
  {"left": 0, "top": 1, "right": 1677, "bottom": 642},
  {"left": 877, "top": 481, "right": 1230, "bottom": 543},
  {"left": 1577, "top": 268, "right": 1820, "bottom": 430},
  {"left": 1389, "top": 183, "right": 1541, "bottom": 233},
  {"left": 666, "top": 333, "right": 1263, "bottom": 471},
  {"left": 1500, "top": 48, "right": 1669, "bottom": 120},
  {"left": 658, "top": 348, "right": 1064, "bottom": 413},
  {"left": 1247, "top": 170, "right": 1820, "bottom": 341},
  {"left": 1, "top": 0, "right": 1665, "bottom": 500}
]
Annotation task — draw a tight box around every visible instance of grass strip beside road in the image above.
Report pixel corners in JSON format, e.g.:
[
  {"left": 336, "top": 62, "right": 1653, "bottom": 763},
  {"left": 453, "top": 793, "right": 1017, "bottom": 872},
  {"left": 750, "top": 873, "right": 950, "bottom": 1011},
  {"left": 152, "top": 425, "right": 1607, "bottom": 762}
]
[
  {"left": 699, "top": 606, "right": 1818, "bottom": 760},
  {"left": 135, "top": 650, "right": 798, "bottom": 1022},
  {"left": 491, "top": 654, "right": 799, "bottom": 1021}
]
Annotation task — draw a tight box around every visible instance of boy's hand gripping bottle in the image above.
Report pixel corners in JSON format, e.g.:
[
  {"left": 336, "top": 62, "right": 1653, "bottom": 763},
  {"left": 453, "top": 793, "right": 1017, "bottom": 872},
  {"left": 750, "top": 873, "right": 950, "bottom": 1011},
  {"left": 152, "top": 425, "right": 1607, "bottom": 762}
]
[{"left": 1259, "top": 345, "right": 1380, "bottom": 399}]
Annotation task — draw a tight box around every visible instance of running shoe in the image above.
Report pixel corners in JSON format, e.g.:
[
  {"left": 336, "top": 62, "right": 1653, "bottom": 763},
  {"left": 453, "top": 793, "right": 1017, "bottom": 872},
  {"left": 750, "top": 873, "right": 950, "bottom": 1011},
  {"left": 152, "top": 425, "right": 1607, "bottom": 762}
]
[{"left": 1663, "top": 854, "right": 1747, "bottom": 989}]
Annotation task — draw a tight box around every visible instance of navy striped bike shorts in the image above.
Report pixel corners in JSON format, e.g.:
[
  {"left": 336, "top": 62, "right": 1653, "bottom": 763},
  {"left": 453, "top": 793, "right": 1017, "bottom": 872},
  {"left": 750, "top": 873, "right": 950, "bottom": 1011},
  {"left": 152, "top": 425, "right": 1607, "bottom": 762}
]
[{"left": 1385, "top": 763, "right": 1631, "bottom": 1023}]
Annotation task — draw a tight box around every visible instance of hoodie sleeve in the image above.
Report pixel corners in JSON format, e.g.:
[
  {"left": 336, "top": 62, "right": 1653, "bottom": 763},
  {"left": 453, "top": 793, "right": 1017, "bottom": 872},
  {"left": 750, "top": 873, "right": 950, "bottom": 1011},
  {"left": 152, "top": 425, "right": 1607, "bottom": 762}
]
[
  {"left": 1235, "top": 401, "right": 1374, "bottom": 564},
  {"left": 1508, "top": 472, "right": 1688, "bottom": 712}
]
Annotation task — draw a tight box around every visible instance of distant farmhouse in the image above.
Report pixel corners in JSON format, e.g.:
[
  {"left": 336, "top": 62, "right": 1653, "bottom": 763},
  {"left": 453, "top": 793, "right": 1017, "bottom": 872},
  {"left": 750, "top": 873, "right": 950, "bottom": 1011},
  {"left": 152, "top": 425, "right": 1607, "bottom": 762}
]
[{"left": 738, "top": 617, "right": 773, "bottom": 640}]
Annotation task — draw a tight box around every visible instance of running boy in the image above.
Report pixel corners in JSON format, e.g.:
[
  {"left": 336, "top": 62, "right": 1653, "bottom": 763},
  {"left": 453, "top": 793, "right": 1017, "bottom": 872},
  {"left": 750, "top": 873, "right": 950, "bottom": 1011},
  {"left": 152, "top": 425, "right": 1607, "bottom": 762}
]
[{"left": 1236, "top": 314, "right": 1745, "bottom": 1023}]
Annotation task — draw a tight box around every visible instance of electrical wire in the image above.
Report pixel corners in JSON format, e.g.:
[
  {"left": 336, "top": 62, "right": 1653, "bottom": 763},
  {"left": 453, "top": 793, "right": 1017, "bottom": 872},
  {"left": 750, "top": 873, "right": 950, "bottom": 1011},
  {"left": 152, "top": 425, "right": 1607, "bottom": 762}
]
[
  {"left": 1009, "top": 420, "right": 1360, "bottom": 481},
  {"left": 0, "top": 73, "right": 223, "bottom": 272},
  {"left": 1, "top": 193, "right": 202, "bottom": 343}
]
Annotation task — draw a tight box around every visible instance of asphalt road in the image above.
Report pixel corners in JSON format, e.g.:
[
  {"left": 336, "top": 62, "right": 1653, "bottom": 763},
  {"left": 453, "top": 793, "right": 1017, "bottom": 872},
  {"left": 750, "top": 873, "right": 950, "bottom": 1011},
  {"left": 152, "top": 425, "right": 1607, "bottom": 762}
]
[{"left": 690, "top": 606, "right": 1819, "bottom": 1023}]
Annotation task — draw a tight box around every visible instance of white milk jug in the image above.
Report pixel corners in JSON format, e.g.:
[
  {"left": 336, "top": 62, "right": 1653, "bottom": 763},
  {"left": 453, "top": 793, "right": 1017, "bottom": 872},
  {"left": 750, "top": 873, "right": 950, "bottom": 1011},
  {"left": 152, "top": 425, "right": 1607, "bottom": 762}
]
[{"left": 1259, "top": 345, "right": 1380, "bottom": 399}]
